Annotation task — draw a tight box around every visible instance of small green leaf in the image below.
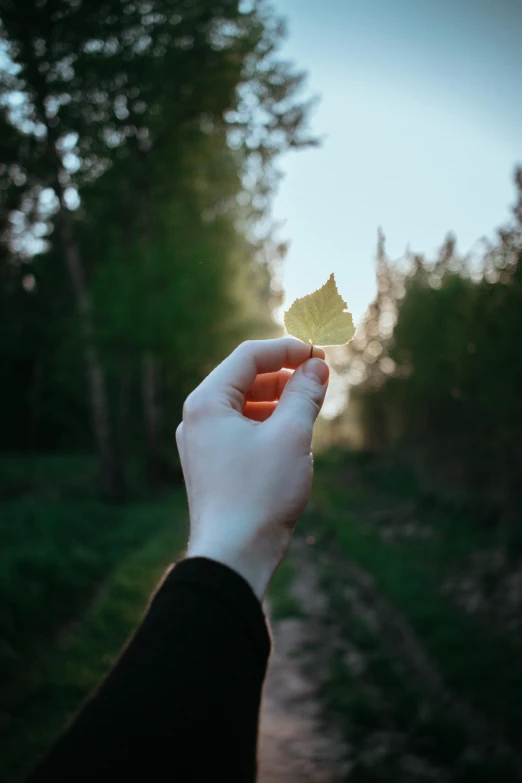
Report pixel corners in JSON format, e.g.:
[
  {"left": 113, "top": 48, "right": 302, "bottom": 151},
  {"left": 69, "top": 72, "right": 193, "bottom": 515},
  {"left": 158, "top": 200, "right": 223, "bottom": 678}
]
[{"left": 283, "top": 273, "right": 355, "bottom": 346}]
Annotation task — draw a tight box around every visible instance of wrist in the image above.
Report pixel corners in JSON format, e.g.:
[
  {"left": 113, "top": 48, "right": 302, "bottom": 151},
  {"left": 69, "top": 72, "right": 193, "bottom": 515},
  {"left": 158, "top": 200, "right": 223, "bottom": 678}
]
[{"left": 185, "top": 538, "right": 278, "bottom": 602}]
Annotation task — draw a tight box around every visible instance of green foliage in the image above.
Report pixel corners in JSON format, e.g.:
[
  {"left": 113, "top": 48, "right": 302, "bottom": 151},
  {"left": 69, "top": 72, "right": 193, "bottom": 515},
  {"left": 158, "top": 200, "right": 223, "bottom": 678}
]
[
  {"left": 0, "top": 252, "right": 89, "bottom": 450},
  {"left": 0, "top": 0, "right": 315, "bottom": 487},
  {"left": 284, "top": 273, "right": 355, "bottom": 346},
  {"left": 348, "top": 176, "right": 522, "bottom": 514}
]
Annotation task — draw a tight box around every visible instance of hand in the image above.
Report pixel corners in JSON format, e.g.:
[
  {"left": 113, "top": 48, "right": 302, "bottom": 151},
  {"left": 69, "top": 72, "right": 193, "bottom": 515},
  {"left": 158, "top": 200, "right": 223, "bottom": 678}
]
[{"left": 176, "top": 338, "right": 330, "bottom": 600}]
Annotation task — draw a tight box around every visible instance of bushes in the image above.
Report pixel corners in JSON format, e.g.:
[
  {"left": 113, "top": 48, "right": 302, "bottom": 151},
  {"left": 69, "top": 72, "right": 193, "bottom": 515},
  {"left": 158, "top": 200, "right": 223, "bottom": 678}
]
[{"left": 350, "top": 173, "right": 522, "bottom": 515}]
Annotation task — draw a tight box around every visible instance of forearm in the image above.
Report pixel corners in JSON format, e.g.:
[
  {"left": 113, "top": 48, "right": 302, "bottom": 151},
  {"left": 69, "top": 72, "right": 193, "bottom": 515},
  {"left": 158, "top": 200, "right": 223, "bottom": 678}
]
[{"left": 27, "top": 558, "right": 271, "bottom": 782}]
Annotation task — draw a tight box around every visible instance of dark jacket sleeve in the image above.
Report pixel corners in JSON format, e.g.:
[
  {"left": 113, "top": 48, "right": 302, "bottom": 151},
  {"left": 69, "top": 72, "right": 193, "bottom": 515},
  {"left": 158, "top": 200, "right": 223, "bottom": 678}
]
[{"left": 27, "top": 557, "right": 272, "bottom": 782}]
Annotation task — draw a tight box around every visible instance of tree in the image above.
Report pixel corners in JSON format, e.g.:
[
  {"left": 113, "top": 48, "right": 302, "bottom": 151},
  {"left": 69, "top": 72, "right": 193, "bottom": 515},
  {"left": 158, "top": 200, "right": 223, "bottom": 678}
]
[
  {"left": 0, "top": 0, "right": 317, "bottom": 493},
  {"left": 343, "top": 170, "right": 522, "bottom": 518}
]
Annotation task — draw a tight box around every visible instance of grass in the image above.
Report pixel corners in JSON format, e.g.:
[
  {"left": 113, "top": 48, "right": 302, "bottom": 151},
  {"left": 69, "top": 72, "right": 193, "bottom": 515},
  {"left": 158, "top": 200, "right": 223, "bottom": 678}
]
[
  {"left": 0, "top": 454, "right": 188, "bottom": 783},
  {"left": 299, "top": 450, "right": 522, "bottom": 780},
  {"left": 4, "top": 450, "right": 522, "bottom": 781},
  {"left": 267, "top": 556, "right": 303, "bottom": 620}
]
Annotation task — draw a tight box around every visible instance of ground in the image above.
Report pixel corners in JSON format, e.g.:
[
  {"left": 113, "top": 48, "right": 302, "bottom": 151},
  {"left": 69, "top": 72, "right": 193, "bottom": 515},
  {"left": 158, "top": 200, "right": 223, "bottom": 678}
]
[
  {"left": 259, "top": 543, "right": 349, "bottom": 783},
  {"left": 2, "top": 452, "right": 522, "bottom": 782}
]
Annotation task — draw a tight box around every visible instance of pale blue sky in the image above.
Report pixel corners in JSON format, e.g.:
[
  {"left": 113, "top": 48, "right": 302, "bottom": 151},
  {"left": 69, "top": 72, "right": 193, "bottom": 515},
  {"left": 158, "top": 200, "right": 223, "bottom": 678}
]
[{"left": 272, "top": 0, "right": 522, "bottom": 324}]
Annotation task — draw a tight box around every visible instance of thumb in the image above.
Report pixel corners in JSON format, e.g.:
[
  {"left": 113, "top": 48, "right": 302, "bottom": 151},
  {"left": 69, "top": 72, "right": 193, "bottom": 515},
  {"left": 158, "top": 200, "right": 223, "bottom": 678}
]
[{"left": 272, "top": 358, "right": 329, "bottom": 435}]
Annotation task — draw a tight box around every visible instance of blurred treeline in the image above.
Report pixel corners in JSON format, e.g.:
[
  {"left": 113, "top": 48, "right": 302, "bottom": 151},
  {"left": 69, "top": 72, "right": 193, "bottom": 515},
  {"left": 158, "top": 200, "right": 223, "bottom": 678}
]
[
  {"left": 340, "top": 171, "right": 522, "bottom": 521},
  {"left": 0, "top": 0, "right": 314, "bottom": 497}
]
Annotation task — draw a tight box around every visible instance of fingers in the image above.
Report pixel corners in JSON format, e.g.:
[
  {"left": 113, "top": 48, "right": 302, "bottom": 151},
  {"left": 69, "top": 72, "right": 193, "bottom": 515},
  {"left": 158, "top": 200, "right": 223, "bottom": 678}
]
[
  {"left": 243, "top": 401, "right": 278, "bottom": 422},
  {"left": 198, "top": 338, "right": 325, "bottom": 406},
  {"left": 271, "top": 358, "right": 329, "bottom": 443},
  {"left": 245, "top": 369, "right": 292, "bottom": 402}
]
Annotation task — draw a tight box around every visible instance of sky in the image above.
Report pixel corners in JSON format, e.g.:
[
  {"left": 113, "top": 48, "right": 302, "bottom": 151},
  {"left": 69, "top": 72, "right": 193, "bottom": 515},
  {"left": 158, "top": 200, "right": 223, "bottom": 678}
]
[{"left": 271, "top": 0, "right": 522, "bottom": 327}]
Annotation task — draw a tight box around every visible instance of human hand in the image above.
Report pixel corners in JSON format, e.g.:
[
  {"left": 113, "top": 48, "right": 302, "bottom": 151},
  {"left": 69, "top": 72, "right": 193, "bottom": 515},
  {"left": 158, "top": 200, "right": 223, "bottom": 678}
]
[{"left": 176, "top": 338, "right": 330, "bottom": 601}]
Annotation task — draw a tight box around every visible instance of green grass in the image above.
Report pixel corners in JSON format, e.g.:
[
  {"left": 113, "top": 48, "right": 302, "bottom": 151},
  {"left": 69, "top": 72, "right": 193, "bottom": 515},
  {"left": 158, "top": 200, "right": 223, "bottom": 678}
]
[
  {"left": 0, "top": 454, "right": 101, "bottom": 501},
  {"left": 4, "top": 451, "right": 522, "bottom": 781},
  {"left": 0, "top": 454, "right": 188, "bottom": 783},
  {"left": 301, "top": 451, "right": 522, "bottom": 780}
]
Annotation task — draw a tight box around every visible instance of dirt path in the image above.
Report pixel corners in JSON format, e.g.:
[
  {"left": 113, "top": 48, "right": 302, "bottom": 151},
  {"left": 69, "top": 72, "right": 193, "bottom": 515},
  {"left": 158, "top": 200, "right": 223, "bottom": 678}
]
[{"left": 257, "top": 541, "right": 349, "bottom": 783}]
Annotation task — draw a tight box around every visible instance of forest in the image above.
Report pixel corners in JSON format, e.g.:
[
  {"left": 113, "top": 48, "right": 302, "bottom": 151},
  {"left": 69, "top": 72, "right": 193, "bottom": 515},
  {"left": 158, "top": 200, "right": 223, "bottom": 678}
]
[{"left": 1, "top": 1, "right": 522, "bottom": 781}]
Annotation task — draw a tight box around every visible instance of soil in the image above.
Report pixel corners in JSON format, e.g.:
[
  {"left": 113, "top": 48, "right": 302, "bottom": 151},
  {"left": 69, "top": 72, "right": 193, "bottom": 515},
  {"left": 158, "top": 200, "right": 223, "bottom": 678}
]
[{"left": 258, "top": 540, "right": 350, "bottom": 783}]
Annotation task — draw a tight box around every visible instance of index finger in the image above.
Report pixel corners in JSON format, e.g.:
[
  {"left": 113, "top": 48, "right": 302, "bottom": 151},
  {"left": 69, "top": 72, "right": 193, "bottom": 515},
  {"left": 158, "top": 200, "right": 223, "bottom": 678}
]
[{"left": 200, "top": 338, "right": 325, "bottom": 401}]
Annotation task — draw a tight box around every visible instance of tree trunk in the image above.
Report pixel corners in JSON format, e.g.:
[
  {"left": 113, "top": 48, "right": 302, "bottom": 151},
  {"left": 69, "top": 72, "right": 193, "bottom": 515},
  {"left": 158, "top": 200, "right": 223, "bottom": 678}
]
[
  {"left": 24, "top": 47, "right": 120, "bottom": 498},
  {"left": 115, "top": 353, "right": 131, "bottom": 499},
  {"left": 59, "top": 212, "right": 120, "bottom": 499},
  {"left": 142, "top": 350, "right": 163, "bottom": 485},
  {"left": 137, "top": 162, "right": 164, "bottom": 486}
]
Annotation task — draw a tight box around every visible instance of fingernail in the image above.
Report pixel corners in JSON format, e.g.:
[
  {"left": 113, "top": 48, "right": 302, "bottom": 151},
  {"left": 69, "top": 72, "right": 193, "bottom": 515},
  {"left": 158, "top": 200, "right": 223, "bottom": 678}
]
[{"left": 303, "top": 358, "right": 329, "bottom": 385}]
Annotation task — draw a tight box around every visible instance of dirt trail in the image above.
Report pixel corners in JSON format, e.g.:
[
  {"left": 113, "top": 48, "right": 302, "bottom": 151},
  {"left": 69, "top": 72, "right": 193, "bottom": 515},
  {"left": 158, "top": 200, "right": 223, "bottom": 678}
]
[{"left": 257, "top": 542, "right": 349, "bottom": 783}]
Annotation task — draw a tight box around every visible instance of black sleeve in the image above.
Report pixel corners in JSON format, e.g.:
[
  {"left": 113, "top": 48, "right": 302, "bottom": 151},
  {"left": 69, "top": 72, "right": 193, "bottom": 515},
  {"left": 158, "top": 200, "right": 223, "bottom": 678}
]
[{"left": 27, "top": 557, "right": 272, "bottom": 783}]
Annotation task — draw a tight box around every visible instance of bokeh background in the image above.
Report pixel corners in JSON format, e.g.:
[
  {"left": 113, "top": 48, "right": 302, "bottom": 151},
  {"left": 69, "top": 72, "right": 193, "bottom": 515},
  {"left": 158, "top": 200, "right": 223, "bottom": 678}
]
[{"left": 1, "top": 1, "right": 522, "bottom": 780}]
